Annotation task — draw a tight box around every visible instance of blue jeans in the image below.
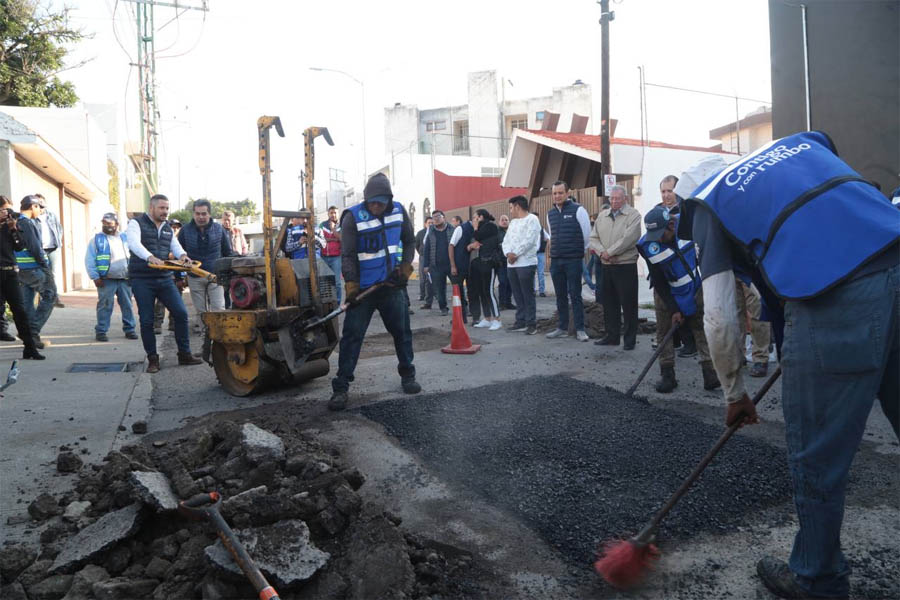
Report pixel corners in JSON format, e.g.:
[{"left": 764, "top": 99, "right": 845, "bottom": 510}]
[
  {"left": 430, "top": 268, "right": 450, "bottom": 310},
  {"left": 583, "top": 254, "right": 596, "bottom": 290},
  {"left": 95, "top": 279, "right": 136, "bottom": 335},
  {"left": 332, "top": 285, "right": 414, "bottom": 392},
  {"left": 322, "top": 255, "right": 342, "bottom": 304},
  {"left": 130, "top": 277, "right": 190, "bottom": 355},
  {"left": 550, "top": 257, "right": 585, "bottom": 331},
  {"left": 781, "top": 263, "right": 899, "bottom": 597},
  {"left": 536, "top": 253, "right": 546, "bottom": 293},
  {"left": 18, "top": 267, "right": 56, "bottom": 336},
  {"left": 508, "top": 266, "right": 536, "bottom": 327}
]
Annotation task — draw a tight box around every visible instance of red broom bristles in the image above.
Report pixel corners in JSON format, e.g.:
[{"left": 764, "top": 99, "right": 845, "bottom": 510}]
[{"left": 594, "top": 538, "right": 660, "bottom": 589}]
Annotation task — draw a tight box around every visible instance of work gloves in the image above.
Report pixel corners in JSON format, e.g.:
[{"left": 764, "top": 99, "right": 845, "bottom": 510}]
[
  {"left": 345, "top": 281, "right": 360, "bottom": 303},
  {"left": 387, "top": 263, "right": 414, "bottom": 287}
]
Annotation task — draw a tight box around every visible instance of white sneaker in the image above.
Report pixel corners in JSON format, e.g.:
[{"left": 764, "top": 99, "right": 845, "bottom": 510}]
[
  {"left": 546, "top": 328, "right": 567, "bottom": 339},
  {"left": 474, "top": 319, "right": 491, "bottom": 328},
  {"left": 576, "top": 330, "right": 590, "bottom": 342},
  {"left": 489, "top": 320, "right": 502, "bottom": 331}
]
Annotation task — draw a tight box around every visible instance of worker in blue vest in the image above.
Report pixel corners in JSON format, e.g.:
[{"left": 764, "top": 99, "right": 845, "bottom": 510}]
[
  {"left": 0, "top": 195, "right": 43, "bottom": 359},
  {"left": 677, "top": 131, "right": 899, "bottom": 600},
  {"left": 636, "top": 206, "right": 719, "bottom": 393},
  {"left": 85, "top": 212, "right": 138, "bottom": 342},
  {"left": 329, "top": 173, "right": 420, "bottom": 411},
  {"left": 283, "top": 215, "right": 325, "bottom": 259},
  {"left": 15, "top": 195, "right": 56, "bottom": 349}
]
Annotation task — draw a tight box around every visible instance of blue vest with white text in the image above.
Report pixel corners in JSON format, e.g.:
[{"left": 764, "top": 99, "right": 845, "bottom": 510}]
[
  {"left": 547, "top": 199, "right": 584, "bottom": 259},
  {"left": 686, "top": 131, "right": 900, "bottom": 300},
  {"left": 637, "top": 233, "right": 701, "bottom": 316},
  {"left": 285, "top": 224, "right": 320, "bottom": 259},
  {"left": 347, "top": 202, "right": 404, "bottom": 289},
  {"left": 14, "top": 215, "right": 45, "bottom": 270}
]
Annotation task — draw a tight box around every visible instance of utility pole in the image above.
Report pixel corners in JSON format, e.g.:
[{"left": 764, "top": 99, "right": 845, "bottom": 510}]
[
  {"left": 599, "top": 0, "right": 613, "bottom": 201},
  {"left": 124, "top": 0, "right": 209, "bottom": 208}
]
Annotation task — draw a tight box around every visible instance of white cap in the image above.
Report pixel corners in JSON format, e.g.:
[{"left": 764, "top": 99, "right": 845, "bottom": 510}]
[{"left": 674, "top": 155, "right": 730, "bottom": 199}]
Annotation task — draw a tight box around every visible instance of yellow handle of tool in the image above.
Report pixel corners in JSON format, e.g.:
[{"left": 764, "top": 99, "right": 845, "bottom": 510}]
[{"left": 148, "top": 259, "right": 217, "bottom": 283}]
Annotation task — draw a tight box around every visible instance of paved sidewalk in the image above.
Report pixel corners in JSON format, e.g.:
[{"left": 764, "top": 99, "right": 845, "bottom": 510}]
[{"left": 0, "top": 291, "right": 151, "bottom": 544}]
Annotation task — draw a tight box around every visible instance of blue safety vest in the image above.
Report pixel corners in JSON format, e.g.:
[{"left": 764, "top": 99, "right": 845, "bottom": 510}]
[
  {"left": 686, "top": 130, "right": 900, "bottom": 300},
  {"left": 348, "top": 201, "right": 404, "bottom": 289},
  {"left": 285, "top": 224, "right": 320, "bottom": 259},
  {"left": 93, "top": 232, "right": 128, "bottom": 277},
  {"left": 14, "top": 215, "right": 45, "bottom": 270},
  {"left": 637, "top": 233, "right": 702, "bottom": 316}
]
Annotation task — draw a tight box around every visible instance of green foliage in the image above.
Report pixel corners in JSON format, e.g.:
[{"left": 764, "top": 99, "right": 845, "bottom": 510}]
[
  {"left": 181, "top": 197, "right": 259, "bottom": 221},
  {"left": 107, "top": 159, "right": 120, "bottom": 212},
  {"left": 168, "top": 208, "right": 190, "bottom": 225},
  {"left": 0, "top": 0, "right": 85, "bottom": 107}
]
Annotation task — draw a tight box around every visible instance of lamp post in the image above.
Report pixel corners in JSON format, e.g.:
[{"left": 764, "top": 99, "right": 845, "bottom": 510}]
[{"left": 309, "top": 67, "right": 367, "bottom": 189}]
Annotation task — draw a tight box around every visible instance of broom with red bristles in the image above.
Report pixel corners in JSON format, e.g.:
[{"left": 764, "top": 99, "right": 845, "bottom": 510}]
[{"left": 595, "top": 366, "right": 782, "bottom": 589}]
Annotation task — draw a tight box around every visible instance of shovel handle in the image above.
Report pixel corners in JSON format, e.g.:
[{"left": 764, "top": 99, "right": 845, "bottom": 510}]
[{"left": 625, "top": 325, "right": 679, "bottom": 397}]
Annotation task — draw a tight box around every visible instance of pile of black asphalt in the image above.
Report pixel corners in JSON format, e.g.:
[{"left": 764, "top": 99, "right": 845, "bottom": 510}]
[{"left": 359, "top": 376, "right": 792, "bottom": 567}]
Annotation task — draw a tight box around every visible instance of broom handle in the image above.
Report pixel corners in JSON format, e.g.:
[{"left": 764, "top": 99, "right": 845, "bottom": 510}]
[
  {"left": 633, "top": 365, "right": 782, "bottom": 544},
  {"left": 625, "top": 325, "right": 679, "bottom": 397}
]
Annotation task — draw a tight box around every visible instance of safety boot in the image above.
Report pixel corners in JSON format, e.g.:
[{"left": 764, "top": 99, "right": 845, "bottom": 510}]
[
  {"left": 177, "top": 351, "right": 202, "bottom": 366},
  {"left": 655, "top": 366, "right": 677, "bottom": 393},
  {"left": 402, "top": 378, "right": 422, "bottom": 394},
  {"left": 701, "top": 361, "right": 722, "bottom": 390},
  {"left": 146, "top": 354, "right": 160, "bottom": 374},
  {"left": 328, "top": 390, "right": 349, "bottom": 411}
]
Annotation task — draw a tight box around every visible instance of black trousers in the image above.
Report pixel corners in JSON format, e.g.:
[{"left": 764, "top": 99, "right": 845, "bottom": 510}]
[
  {"left": 0, "top": 269, "right": 36, "bottom": 350},
  {"left": 602, "top": 263, "right": 639, "bottom": 346}
]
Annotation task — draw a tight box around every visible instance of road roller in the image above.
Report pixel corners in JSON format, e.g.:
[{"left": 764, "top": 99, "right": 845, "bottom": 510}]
[{"left": 201, "top": 116, "right": 340, "bottom": 396}]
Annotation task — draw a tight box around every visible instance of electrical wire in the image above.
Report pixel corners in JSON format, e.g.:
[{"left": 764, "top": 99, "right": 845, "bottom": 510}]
[
  {"left": 156, "top": 10, "right": 206, "bottom": 60},
  {"left": 108, "top": 0, "right": 135, "bottom": 62}
]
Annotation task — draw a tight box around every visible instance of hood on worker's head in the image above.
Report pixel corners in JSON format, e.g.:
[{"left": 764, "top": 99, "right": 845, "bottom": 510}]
[{"left": 363, "top": 173, "right": 393, "bottom": 210}]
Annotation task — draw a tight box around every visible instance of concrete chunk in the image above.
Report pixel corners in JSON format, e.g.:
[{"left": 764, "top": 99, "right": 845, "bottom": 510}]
[
  {"left": 205, "top": 519, "right": 328, "bottom": 588},
  {"left": 241, "top": 423, "right": 285, "bottom": 465},
  {"left": 50, "top": 504, "right": 143, "bottom": 575},
  {"left": 62, "top": 501, "right": 91, "bottom": 522},
  {"left": 130, "top": 471, "right": 179, "bottom": 511}
]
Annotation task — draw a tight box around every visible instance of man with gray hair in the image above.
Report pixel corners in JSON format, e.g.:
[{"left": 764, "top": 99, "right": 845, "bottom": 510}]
[{"left": 590, "top": 185, "right": 642, "bottom": 350}]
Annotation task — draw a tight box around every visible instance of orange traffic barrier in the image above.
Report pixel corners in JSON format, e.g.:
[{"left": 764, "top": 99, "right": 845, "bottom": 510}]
[{"left": 441, "top": 284, "right": 481, "bottom": 355}]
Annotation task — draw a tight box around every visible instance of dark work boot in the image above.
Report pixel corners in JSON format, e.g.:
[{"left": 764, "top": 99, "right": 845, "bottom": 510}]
[
  {"left": 655, "top": 366, "right": 677, "bottom": 393},
  {"left": 401, "top": 378, "right": 422, "bottom": 394},
  {"left": 146, "top": 354, "right": 160, "bottom": 374},
  {"left": 177, "top": 351, "right": 202, "bottom": 366},
  {"left": 23, "top": 347, "right": 45, "bottom": 360},
  {"left": 328, "top": 390, "right": 349, "bottom": 411},
  {"left": 756, "top": 556, "right": 846, "bottom": 599},
  {"left": 701, "top": 361, "right": 722, "bottom": 390}
]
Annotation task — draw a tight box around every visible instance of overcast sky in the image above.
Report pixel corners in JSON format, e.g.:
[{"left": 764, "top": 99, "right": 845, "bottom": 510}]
[{"left": 62, "top": 0, "right": 773, "bottom": 210}]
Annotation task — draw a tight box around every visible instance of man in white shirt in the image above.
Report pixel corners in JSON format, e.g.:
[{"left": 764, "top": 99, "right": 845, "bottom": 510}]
[
  {"left": 502, "top": 195, "right": 541, "bottom": 334},
  {"left": 126, "top": 194, "right": 202, "bottom": 373}
]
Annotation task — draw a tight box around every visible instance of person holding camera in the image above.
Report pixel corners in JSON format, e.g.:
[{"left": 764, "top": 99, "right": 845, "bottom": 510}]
[{"left": 0, "top": 196, "right": 44, "bottom": 359}]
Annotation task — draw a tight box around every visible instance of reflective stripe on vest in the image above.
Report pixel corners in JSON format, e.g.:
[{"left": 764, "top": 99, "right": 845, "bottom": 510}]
[
  {"left": 688, "top": 130, "right": 900, "bottom": 300},
  {"left": 14, "top": 216, "right": 44, "bottom": 270},
  {"left": 94, "top": 233, "right": 111, "bottom": 275},
  {"left": 638, "top": 235, "right": 701, "bottom": 316},
  {"left": 349, "top": 202, "right": 403, "bottom": 288}
]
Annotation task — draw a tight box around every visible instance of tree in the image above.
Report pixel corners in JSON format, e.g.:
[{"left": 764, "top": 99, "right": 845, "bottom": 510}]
[{"left": 0, "top": 0, "right": 86, "bottom": 107}]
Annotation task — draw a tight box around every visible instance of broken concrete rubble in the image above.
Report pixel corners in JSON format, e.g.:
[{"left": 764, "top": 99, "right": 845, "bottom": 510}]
[
  {"left": 205, "top": 519, "right": 329, "bottom": 588},
  {"left": 241, "top": 422, "right": 285, "bottom": 465},
  {"left": 129, "top": 471, "right": 179, "bottom": 511},
  {"left": 50, "top": 503, "right": 143, "bottom": 574}
]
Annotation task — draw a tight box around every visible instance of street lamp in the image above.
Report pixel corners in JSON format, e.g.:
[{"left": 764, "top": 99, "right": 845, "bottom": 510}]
[{"left": 309, "top": 67, "right": 367, "bottom": 189}]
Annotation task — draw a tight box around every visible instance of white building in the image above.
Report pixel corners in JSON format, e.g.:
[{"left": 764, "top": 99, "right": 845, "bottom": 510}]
[
  {"left": 382, "top": 70, "right": 593, "bottom": 229},
  {"left": 0, "top": 107, "right": 117, "bottom": 291}
]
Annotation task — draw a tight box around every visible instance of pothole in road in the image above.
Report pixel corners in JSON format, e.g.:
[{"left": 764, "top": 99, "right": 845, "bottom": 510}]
[{"left": 358, "top": 376, "right": 793, "bottom": 568}]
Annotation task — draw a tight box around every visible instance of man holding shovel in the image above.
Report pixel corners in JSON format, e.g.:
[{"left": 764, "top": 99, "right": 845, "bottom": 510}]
[{"left": 677, "top": 132, "right": 899, "bottom": 600}]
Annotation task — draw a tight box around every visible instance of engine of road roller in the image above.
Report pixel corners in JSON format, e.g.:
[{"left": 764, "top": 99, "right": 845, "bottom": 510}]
[{"left": 214, "top": 255, "right": 338, "bottom": 310}]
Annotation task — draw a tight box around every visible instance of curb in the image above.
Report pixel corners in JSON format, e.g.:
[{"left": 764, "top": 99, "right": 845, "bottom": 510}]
[{"left": 111, "top": 372, "right": 153, "bottom": 452}]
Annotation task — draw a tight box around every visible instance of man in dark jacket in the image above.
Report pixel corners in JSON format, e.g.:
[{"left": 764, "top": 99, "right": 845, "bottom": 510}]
[
  {"left": 415, "top": 216, "right": 433, "bottom": 302},
  {"left": 448, "top": 215, "right": 474, "bottom": 323},
  {"left": 0, "top": 196, "right": 43, "bottom": 359},
  {"left": 329, "top": 173, "right": 420, "bottom": 411},
  {"left": 16, "top": 195, "right": 56, "bottom": 348},
  {"left": 177, "top": 199, "right": 232, "bottom": 331},
  {"left": 421, "top": 210, "right": 454, "bottom": 315}
]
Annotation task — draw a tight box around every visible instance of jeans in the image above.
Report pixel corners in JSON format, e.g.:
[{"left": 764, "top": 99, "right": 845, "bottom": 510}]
[
  {"left": 508, "top": 266, "right": 536, "bottom": 327},
  {"left": 95, "top": 279, "right": 136, "bottom": 335},
  {"left": 781, "top": 263, "right": 898, "bottom": 597},
  {"left": 18, "top": 267, "right": 56, "bottom": 336},
  {"left": 322, "top": 255, "right": 343, "bottom": 304},
  {"left": 187, "top": 276, "right": 225, "bottom": 328},
  {"left": 429, "top": 268, "right": 450, "bottom": 310},
  {"left": 418, "top": 258, "right": 432, "bottom": 302},
  {"left": 535, "top": 252, "right": 546, "bottom": 294},
  {"left": 0, "top": 269, "right": 35, "bottom": 349},
  {"left": 332, "top": 285, "right": 414, "bottom": 392},
  {"left": 550, "top": 257, "right": 585, "bottom": 331},
  {"left": 583, "top": 254, "right": 596, "bottom": 290},
  {"left": 498, "top": 265, "right": 513, "bottom": 306},
  {"left": 130, "top": 277, "right": 191, "bottom": 355}
]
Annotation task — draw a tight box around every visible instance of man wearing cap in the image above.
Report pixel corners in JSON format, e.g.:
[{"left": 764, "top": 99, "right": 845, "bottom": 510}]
[
  {"left": 328, "top": 173, "right": 420, "bottom": 411},
  {"left": 636, "top": 205, "right": 720, "bottom": 392},
  {"left": 127, "top": 193, "right": 202, "bottom": 373},
  {"left": 0, "top": 195, "right": 43, "bottom": 359},
  {"left": 15, "top": 195, "right": 56, "bottom": 349},
  {"left": 676, "top": 132, "right": 898, "bottom": 599},
  {"left": 85, "top": 213, "right": 137, "bottom": 342}
]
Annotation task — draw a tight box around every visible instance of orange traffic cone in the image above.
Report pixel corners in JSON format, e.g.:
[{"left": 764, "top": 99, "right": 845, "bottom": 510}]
[{"left": 442, "top": 284, "right": 481, "bottom": 355}]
